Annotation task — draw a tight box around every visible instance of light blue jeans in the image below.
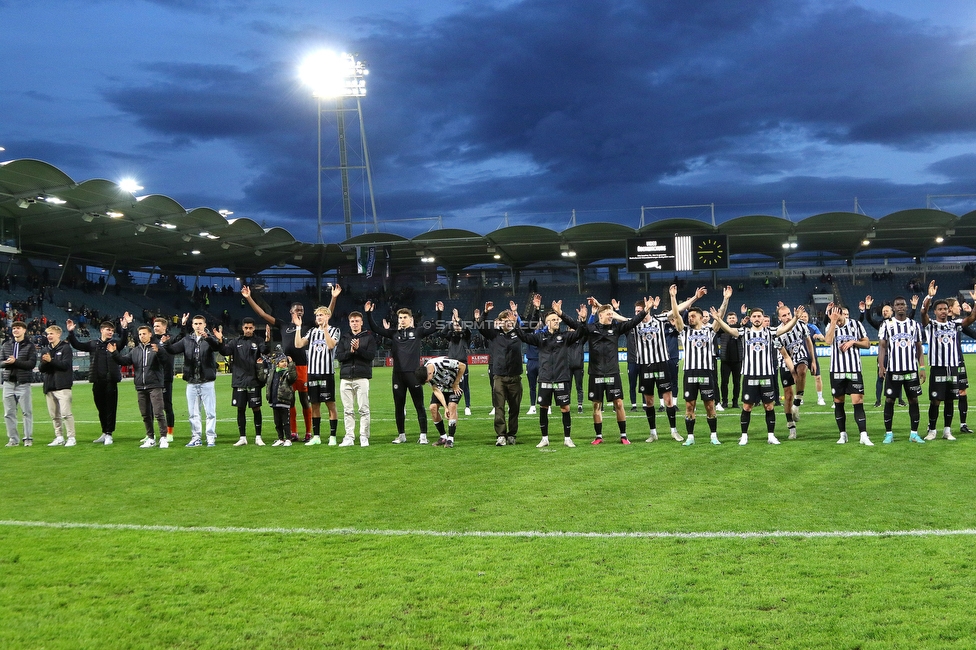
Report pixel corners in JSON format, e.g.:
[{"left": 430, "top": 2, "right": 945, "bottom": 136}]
[
  {"left": 186, "top": 381, "right": 217, "bottom": 443},
  {"left": 3, "top": 381, "right": 33, "bottom": 443}
]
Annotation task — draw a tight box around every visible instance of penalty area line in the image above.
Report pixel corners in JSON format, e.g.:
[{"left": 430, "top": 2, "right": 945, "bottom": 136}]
[{"left": 1, "top": 520, "right": 976, "bottom": 540}]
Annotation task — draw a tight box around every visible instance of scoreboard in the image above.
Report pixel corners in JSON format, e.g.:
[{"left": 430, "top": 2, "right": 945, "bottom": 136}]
[{"left": 626, "top": 234, "right": 729, "bottom": 273}]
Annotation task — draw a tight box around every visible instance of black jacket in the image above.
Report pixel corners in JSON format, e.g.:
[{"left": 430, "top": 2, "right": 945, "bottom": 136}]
[
  {"left": 442, "top": 323, "right": 472, "bottom": 363},
  {"left": 68, "top": 328, "right": 127, "bottom": 383},
  {"left": 514, "top": 326, "right": 586, "bottom": 383},
  {"left": 336, "top": 330, "right": 377, "bottom": 380},
  {"left": 476, "top": 317, "right": 523, "bottom": 377},
  {"left": 221, "top": 336, "right": 267, "bottom": 388},
  {"left": 367, "top": 310, "right": 441, "bottom": 377},
  {"left": 150, "top": 332, "right": 176, "bottom": 382},
  {"left": 561, "top": 310, "right": 646, "bottom": 376},
  {"left": 1, "top": 338, "right": 37, "bottom": 384},
  {"left": 39, "top": 340, "right": 72, "bottom": 393},
  {"left": 165, "top": 332, "right": 221, "bottom": 383},
  {"left": 113, "top": 343, "right": 166, "bottom": 390}
]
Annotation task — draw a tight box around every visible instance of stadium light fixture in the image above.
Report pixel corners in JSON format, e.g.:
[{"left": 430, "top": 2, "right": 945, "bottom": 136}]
[
  {"left": 218, "top": 210, "right": 234, "bottom": 217},
  {"left": 181, "top": 235, "right": 192, "bottom": 243},
  {"left": 118, "top": 178, "right": 143, "bottom": 193},
  {"left": 861, "top": 239, "right": 870, "bottom": 246},
  {"left": 82, "top": 213, "right": 95, "bottom": 223},
  {"left": 16, "top": 198, "right": 31, "bottom": 209},
  {"left": 935, "top": 236, "right": 945, "bottom": 244},
  {"left": 106, "top": 211, "right": 124, "bottom": 218}
]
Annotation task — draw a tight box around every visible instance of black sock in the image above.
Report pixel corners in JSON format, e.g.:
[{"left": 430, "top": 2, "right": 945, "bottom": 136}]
[
  {"left": 562, "top": 411, "right": 572, "bottom": 437},
  {"left": 330, "top": 419, "right": 338, "bottom": 436},
  {"left": 644, "top": 406, "right": 655, "bottom": 430},
  {"left": 928, "top": 402, "right": 939, "bottom": 431},
  {"left": 617, "top": 420, "right": 627, "bottom": 436},
  {"left": 434, "top": 420, "right": 446, "bottom": 436},
  {"left": 909, "top": 400, "right": 920, "bottom": 431},
  {"left": 253, "top": 409, "right": 262, "bottom": 436},
  {"left": 685, "top": 417, "right": 695, "bottom": 436},
  {"left": 707, "top": 417, "right": 718, "bottom": 434},
  {"left": 540, "top": 410, "right": 549, "bottom": 437},
  {"left": 944, "top": 398, "right": 955, "bottom": 428},
  {"left": 959, "top": 394, "right": 968, "bottom": 424},
  {"left": 448, "top": 420, "right": 457, "bottom": 438},
  {"left": 740, "top": 409, "right": 751, "bottom": 434},
  {"left": 786, "top": 412, "right": 794, "bottom": 426},
  {"left": 666, "top": 405, "right": 677, "bottom": 429},
  {"left": 853, "top": 403, "right": 866, "bottom": 434},
  {"left": 312, "top": 417, "right": 321, "bottom": 436},
  {"left": 765, "top": 408, "right": 776, "bottom": 433},
  {"left": 834, "top": 402, "right": 846, "bottom": 433},
  {"left": 594, "top": 422, "right": 603, "bottom": 437},
  {"left": 237, "top": 409, "right": 247, "bottom": 437},
  {"left": 884, "top": 400, "right": 894, "bottom": 431}
]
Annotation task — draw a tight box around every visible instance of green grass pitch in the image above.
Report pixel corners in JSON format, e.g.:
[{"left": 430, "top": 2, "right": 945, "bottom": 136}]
[{"left": 3, "top": 357, "right": 976, "bottom": 648}]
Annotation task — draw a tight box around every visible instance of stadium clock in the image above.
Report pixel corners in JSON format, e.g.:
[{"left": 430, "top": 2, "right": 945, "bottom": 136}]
[{"left": 692, "top": 235, "right": 728, "bottom": 270}]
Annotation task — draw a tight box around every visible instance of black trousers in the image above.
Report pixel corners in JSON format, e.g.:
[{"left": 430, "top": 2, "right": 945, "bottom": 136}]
[{"left": 92, "top": 381, "right": 118, "bottom": 434}]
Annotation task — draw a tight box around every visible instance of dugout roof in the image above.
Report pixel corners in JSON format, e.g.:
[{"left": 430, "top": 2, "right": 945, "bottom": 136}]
[{"left": 0, "top": 158, "right": 972, "bottom": 277}]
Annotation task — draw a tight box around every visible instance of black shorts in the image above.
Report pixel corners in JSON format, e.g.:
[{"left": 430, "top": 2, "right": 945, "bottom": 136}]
[
  {"left": 779, "top": 366, "right": 796, "bottom": 388},
  {"left": 538, "top": 381, "right": 571, "bottom": 408},
  {"left": 956, "top": 364, "right": 969, "bottom": 390},
  {"left": 307, "top": 374, "right": 336, "bottom": 403},
  {"left": 741, "top": 376, "right": 776, "bottom": 405},
  {"left": 884, "top": 371, "right": 923, "bottom": 400},
  {"left": 231, "top": 388, "right": 262, "bottom": 408},
  {"left": 588, "top": 374, "right": 623, "bottom": 403},
  {"left": 829, "top": 371, "right": 864, "bottom": 397},
  {"left": 430, "top": 388, "right": 461, "bottom": 406},
  {"left": 683, "top": 370, "right": 716, "bottom": 402},
  {"left": 929, "top": 367, "right": 959, "bottom": 402},
  {"left": 637, "top": 362, "right": 672, "bottom": 397}
]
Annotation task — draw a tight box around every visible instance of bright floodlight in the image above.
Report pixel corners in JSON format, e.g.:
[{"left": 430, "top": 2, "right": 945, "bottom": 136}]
[
  {"left": 300, "top": 50, "right": 367, "bottom": 98},
  {"left": 119, "top": 178, "right": 143, "bottom": 193}
]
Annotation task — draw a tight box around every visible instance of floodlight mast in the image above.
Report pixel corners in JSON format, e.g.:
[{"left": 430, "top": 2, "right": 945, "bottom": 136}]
[{"left": 300, "top": 51, "right": 377, "bottom": 243}]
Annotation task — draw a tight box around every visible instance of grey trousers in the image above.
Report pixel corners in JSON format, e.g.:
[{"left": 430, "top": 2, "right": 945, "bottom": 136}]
[
  {"left": 137, "top": 388, "right": 167, "bottom": 438},
  {"left": 3, "top": 381, "right": 33, "bottom": 443}
]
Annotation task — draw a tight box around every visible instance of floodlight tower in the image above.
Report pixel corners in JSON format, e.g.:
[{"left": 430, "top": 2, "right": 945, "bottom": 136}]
[{"left": 300, "top": 50, "right": 378, "bottom": 243}]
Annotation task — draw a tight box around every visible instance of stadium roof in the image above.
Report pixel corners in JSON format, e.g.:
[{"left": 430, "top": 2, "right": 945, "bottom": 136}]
[{"left": 0, "top": 158, "right": 972, "bottom": 277}]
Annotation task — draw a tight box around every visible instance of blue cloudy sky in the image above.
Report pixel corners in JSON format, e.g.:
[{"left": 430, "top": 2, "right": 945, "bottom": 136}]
[{"left": 3, "top": 0, "right": 976, "bottom": 243}]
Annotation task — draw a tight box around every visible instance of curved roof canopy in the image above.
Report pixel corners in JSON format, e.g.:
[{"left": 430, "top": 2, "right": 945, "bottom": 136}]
[{"left": 0, "top": 158, "right": 972, "bottom": 277}]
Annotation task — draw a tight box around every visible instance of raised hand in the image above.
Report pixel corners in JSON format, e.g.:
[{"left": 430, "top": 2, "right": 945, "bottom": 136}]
[
  {"left": 723, "top": 285, "right": 733, "bottom": 299},
  {"left": 181, "top": 312, "right": 190, "bottom": 326},
  {"left": 669, "top": 284, "right": 678, "bottom": 298},
  {"left": 484, "top": 301, "right": 494, "bottom": 312},
  {"left": 435, "top": 301, "right": 444, "bottom": 312},
  {"left": 864, "top": 295, "right": 874, "bottom": 308},
  {"left": 858, "top": 301, "right": 865, "bottom": 311},
  {"left": 611, "top": 298, "right": 620, "bottom": 311},
  {"left": 332, "top": 284, "right": 342, "bottom": 298},
  {"left": 65, "top": 319, "right": 75, "bottom": 332},
  {"left": 364, "top": 300, "right": 374, "bottom": 312},
  {"left": 695, "top": 286, "right": 707, "bottom": 299},
  {"left": 552, "top": 300, "right": 563, "bottom": 315},
  {"left": 927, "top": 280, "right": 937, "bottom": 298},
  {"left": 241, "top": 286, "right": 251, "bottom": 299},
  {"left": 509, "top": 300, "right": 517, "bottom": 313},
  {"left": 911, "top": 295, "right": 919, "bottom": 308}
]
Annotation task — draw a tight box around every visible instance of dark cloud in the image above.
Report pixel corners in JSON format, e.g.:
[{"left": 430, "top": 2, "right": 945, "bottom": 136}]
[
  {"left": 96, "top": 0, "right": 976, "bottom": 242},
  {"left": 928, "top": 154, "right": 976, "bottom": 182}
]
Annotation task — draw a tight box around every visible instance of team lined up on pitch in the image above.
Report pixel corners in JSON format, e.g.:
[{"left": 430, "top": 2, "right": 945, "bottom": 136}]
[{"left": 2, "top": 281, "right": 973, "bottom": 449}]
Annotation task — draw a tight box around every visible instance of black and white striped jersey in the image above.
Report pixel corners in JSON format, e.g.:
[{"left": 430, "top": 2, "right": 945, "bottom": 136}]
[
  {"left": 306, "top": 326, "right": 340, "bottom": 375},
  {"left": 739, "top": 326, "right": 776, "bottom": 376},
  {"left": 829, "top": 319, "right": 866, "bottom": 373},
  {"left": 925, "top": 320, "right": 961, "bottom": 368},
  {"left": 681, "top": 326, "right": 716, "bottom": 371},
  {"left": 774, "top": 321, "right": 811, "bottom": 368},
  {"left": 426, "top": 356, "right": 461, "bottom": 390},
  {"left": 631, "top": 314, "right": 671, "bottom": 364},
  {"left": 878, "top": 317, "right": 922, "bottom": 372}
]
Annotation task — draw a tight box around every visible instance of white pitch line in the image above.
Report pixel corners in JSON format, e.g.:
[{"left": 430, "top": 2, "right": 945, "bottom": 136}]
[{"left": 1, "top": 519, "right": 975, "bottom": 540}]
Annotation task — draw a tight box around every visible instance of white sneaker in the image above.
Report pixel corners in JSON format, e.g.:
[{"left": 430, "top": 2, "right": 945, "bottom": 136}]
[
  {"left": 710, "top": 435, "right": 721, "bottom": 445},
  {"left": 360, "top": 436, "right": 369, "bottom": 447},
  {"left": 159, "top": 437, "right": 169, "bottom": 449},
  {"left": 104, "top": 435, "right": 113, "bottom": 446},
  {"left": 645, "top": 430, "right": 658, "bottom": 443},
  {"left": 283, "top": 439, "right": 293, "bottom": 446},
  {"left": 233, "top": 437, "right": 248, "bottom": 447},
  {"left": 564, "top": 438, "right": 576, "bottom": 448},
  {"left": 272, "top": 439, "right": 285, "bottom": 447},
  {"left": 670, "top": 429, "right": 684, "bottom": 442},
  {"left": 495, "top": 435, "right": 506, "bottom": 446},
  {"left": 817, "top": 398, "right": 827, "bottom": 406},
  {"left": 338, "top": 437, "right": 354, "bottom": 447},
  {"left": 488, "top": 408, "right": 495, "bottom": 416},
  {"left": 768, "top": 434, "right": 780, "bottom": 445},
  {"left": 788, "top": 427, "right": 797, "bottom": 440},
  {"left": 93, "top": 434, "right": 106, "bottom": 444},
  {"left": 791, "top": 405, "right": 800, "bottom": 422},
  {"left": 48, "top": 436, "right": 65, "bottom": 447},
  {"left": 392, "top": 433, "right": 407, "bottom": 444},
  {"left": 739, "top": 434, "right": 748, "bottom": 446},
  {"left": 139, "top": 438, "right": 155, "bottom": 448},
  {"left": 924, "top": 430, "right": 937, "bottom": 441},
  {"left": 715, "top": 403, "right": 725, "bottom": 412},
  {"left": 536, "top": 436, "right": 549, "bottom": 448},
  {"left": 837, "top": 432, "right": 848, "bottom": 444},
  {"left": 527, "top": 405, "right": 537, "bottom": 415},
  {"left": 464, "top": 407, "right": 471, "bottom": 416},
  {"left": 418, "top": 434, "right": 428, "bottom": 444},
  {"left": 64, "top": 437, "right": 76, "bottom": 447},
  {"left": 254, "top": 435, "right": 265, "bottom": 446},
  {"left": 327, "top": 436, "right": 338, "bottom": 446},
  {"left": 859, "top": 433, "right": 874, "bottom": 446},
  {"left": 943, "top": 428, "right": 957, "bottom": 441}
]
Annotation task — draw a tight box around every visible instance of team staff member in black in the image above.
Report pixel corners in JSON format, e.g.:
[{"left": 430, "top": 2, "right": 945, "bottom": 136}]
[
  {"left": 66, "top": 312, "right": 132, "bottom": 445},
  {"left": 220, "top": 317, "right": 267, "bottom": 447},
  {"left": 568, "top": 303, "right": 588, "bottom": 414},
  {"left": 242, "top": 284, "right": 339, "bottom": 441},
  {"left": 442, "top": 307, "right": 473, "bottom": 416},
  {"left": 514, "top": 302, "right": 587, "bottom": 448},
  {"left": 718, "top": 311, "right": 743, "bottom": 409},
  {"left": 365, "top": 299, "right": 443, "bottom": 444},
  {"left": 476, "top": 301, "right": 524, "bottom": 446}
]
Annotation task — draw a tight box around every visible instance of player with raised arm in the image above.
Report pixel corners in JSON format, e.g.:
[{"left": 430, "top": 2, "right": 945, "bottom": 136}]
[
  {"left": 823, "top": 303, "right": 873, "bottom": 445},
  {"left": 877, "top": 296, "right": 926, "bottom": 444},
  {"left": 294, "top": 307, "right": 340, "bottom": 446},
  {"left": 671, "top": 284, "right": 731, "bottom": 445},
  {"left": 774, "top": 303, "right": 818, "bottom": 439}
]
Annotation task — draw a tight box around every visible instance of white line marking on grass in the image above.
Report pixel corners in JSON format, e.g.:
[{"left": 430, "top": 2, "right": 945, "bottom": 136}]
[{"left": 2, "top": 520, "right": 976, "bottom": 540}]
